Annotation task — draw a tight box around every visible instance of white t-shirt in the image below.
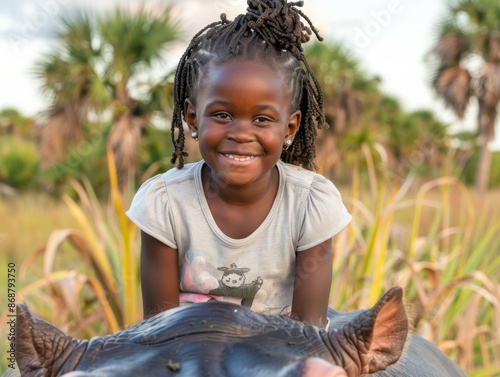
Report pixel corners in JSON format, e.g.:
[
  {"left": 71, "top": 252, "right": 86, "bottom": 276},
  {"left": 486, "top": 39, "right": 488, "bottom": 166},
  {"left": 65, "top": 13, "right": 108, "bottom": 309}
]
[{"left": 127, "top": 160, "right": 351, "bottom": 315}]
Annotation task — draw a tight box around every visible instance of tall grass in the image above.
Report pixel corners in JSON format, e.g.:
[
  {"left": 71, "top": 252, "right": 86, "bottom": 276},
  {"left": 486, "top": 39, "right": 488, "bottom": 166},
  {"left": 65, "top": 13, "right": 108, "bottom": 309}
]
[
  {"left": 329, "top": 157, "right": 500, "bottom": 375},
  {"left": 0, "top": 147, "right": 140, "bottom": 357},
  {"left": 1, "top": 150, "right": 499, "bottom": 375}
]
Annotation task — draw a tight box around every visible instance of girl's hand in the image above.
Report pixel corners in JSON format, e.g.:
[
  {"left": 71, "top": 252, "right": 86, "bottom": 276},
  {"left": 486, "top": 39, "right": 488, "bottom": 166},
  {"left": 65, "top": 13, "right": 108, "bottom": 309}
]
[
  {"left": 291, "top": 238, "right": 333, "bottom": 328},
  {"left": 140, "top": 230, "right": 179, "bottom": 319}
]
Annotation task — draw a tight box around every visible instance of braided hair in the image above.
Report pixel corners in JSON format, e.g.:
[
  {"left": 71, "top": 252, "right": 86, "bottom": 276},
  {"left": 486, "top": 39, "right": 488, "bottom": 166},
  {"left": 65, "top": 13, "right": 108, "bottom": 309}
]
[{"left": 171, "top": 0, "right": 326, "bottom": 170}]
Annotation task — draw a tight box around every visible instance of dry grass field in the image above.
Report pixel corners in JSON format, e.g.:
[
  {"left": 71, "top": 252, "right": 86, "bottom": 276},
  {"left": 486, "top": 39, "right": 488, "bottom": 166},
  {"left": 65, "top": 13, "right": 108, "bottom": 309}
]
[{"left": 1, "top": 173, "right": 499, "bottom": 375}]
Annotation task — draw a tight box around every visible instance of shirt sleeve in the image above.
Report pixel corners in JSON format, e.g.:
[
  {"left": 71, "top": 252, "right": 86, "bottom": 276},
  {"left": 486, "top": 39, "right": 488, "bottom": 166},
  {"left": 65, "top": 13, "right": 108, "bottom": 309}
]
[
  {"left": 297, "top": 175, "right": 352, "bottom": 252},
  {"left": 126, "top": 174, "right": 177, "bottom": 249}
]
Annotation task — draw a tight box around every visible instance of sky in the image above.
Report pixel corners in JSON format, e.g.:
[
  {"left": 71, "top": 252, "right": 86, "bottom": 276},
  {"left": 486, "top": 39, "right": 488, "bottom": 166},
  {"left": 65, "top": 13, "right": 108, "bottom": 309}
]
[{"left": 1, "top": 0, "right": 498, "bottom": 148}]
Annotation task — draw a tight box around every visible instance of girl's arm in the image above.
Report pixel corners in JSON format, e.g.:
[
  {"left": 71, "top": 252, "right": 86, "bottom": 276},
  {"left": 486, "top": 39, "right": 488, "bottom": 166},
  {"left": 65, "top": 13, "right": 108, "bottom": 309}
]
[
  {"left": 140, "top": 230, "right": 179, "bottom": 319},
  {"left": 291, "top": 238, "right": 333, "bottom": 328}
]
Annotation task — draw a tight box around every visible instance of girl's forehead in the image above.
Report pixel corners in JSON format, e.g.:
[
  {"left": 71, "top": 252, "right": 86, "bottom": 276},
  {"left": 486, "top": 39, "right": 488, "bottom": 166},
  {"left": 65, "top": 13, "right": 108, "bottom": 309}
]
[{"left": 192, "top": 59, "right": 296, "bottom": 113}]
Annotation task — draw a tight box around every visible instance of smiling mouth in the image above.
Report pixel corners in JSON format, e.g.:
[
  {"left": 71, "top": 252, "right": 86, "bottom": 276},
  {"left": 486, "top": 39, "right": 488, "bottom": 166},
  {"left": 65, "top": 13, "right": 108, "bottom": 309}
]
[{"left": 223, "top": 154, "right": 257, "bottom": 162}]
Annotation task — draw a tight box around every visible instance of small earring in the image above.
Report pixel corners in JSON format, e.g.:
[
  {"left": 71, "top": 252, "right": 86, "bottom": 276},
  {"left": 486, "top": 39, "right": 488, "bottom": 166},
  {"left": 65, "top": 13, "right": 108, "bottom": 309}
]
[
  {"left": 191, "top": 131, "right": 198, "bottom": 140},
  {"left": 284, "top": 139, "right": 293, "bottom": 150}
]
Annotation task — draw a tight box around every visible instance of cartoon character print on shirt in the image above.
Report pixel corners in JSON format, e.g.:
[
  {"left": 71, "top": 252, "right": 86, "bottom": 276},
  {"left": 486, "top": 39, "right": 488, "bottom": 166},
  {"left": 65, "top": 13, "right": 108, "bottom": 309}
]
[{"left": 209, "top": 263, "right": 263, "bottom": 308}]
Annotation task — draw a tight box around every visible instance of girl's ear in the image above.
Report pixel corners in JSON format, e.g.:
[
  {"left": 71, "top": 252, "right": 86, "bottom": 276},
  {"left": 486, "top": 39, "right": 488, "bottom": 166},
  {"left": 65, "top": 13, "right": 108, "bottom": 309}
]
[
  {"left": 286, "top": 110, "right": 301, "bottom": 140},
  {"left": 184, "top": 99, "right": 198, "bottom": 132}
]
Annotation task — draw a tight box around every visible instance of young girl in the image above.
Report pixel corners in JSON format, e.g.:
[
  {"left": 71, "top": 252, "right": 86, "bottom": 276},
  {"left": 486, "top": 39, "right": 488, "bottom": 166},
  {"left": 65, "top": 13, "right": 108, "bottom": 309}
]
[{"left": 127, "top": 0, "right": 351, "bottom": 327}]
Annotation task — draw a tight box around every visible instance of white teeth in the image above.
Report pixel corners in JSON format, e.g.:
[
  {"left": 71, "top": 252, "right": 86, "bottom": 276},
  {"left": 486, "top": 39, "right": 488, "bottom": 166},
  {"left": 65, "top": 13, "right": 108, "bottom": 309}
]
[{"left": 225, "top": 154, "right": 255, "bottom": 162}]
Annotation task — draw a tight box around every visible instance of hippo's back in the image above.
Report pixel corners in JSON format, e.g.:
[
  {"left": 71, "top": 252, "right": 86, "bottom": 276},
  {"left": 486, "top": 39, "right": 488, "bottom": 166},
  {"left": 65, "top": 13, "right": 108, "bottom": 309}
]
[{"left": 368, "top": 335, "right": 466, "bottom": 377}]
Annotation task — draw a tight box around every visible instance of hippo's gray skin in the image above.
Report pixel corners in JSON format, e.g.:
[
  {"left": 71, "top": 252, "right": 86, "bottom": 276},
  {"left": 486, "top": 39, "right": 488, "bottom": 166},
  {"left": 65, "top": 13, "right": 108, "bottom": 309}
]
[
  {"left": 326, "top": 309, "right": 466, "bottom": 377},
  {"left": 10, "top": 287, "right": 466, "bottom": 377}
]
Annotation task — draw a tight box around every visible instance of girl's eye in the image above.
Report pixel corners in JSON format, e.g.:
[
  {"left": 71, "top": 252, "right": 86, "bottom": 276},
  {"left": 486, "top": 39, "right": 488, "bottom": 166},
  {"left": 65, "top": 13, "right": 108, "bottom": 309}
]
[
  {"left": 213, "top": 112, "right": 231, "bottom": 120},
  {"left": 254, "top": 116, "right": 272, "bottom": 124}
]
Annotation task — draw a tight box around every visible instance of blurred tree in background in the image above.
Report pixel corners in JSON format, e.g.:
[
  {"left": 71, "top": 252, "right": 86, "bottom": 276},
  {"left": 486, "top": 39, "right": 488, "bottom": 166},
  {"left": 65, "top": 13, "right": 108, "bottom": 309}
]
[
  {"left": 306, "top": 41, "right": 381, "bottom": 134},
  {"left": 305, "top": 41, "right": 381, "bottom": 178},
  {"left": 0, "top": 109, "right": 39, "bottom": 193},
  {"left": 306, "top": 42, "right": 451, "bottom": 182},
  {"left": 32, "top": 4, "right": 180, "bottom": 183},
  {"left": 0, "top": 108, "right": 32, "bottom": 137},
  {"left": 0, "top": 3, "right": 498, "bottom": 194},
  {"left": 428, "top": 0, "right": 500, "bottom": 193}
]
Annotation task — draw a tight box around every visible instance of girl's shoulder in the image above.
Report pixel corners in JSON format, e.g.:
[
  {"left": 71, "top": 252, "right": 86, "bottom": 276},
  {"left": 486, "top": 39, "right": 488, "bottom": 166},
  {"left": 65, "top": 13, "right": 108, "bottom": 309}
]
[
  {"left": 279, "top": 160, "right": 349, "bottom": 215},
  {"left": 130, "top": 161, "right": 203, "bottom": 206},
  {"left": 163, "top": 160, "right": 203, "bottom": 184},
  {"left": 136, "top": 161, "right": 201, "bottom": 191},
  {"left": 280, "top": 161, "right": 351, "bottom": 250},
  {"left": 126, "top": 161, "right": 204, "bottom": 247},
  {"left": 278, "top": 161, "right": 335, "bottom": 191}
]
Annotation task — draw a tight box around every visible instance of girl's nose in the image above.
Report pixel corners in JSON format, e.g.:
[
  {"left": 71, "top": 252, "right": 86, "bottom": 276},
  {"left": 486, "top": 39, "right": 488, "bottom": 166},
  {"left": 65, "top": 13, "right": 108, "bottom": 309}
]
[{"left": 227, "top": 119, "right": 253, "bottom": 142}]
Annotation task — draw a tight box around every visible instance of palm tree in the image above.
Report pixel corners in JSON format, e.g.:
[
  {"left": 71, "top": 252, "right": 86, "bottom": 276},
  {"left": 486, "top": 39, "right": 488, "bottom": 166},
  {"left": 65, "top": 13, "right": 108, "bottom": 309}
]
[
  {"left": 33, "top": 12, "right": 99, "bottom": 166},
  {"left": 305, "top": 41, "right": 381, "bottom": 176},
  {"left": 33, "top": 4, "right": 180, "bottom": 179},
  {"left": 306, "top": 41, "right": 380, "bottom": 134},
  {"left": 429, "top": 0, "right": 500, "bottom": 192},
  {"left": 383, "top": 105, "right": 450, "bottom": 175}
]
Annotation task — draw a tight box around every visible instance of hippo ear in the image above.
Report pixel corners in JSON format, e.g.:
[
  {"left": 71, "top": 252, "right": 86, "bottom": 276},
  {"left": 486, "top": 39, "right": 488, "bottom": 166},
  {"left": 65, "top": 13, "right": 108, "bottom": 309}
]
[
  {"left": 16, "top": 303, "right": 76, "bottom": 377},
  {"left": 330, "top": 287, "right": 408, "bottom": 375}
]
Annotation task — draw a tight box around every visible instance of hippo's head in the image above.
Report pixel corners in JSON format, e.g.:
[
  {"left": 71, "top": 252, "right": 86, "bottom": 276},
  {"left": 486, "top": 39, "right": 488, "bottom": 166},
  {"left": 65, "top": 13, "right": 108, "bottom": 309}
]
[{"left": 13, "top": 287, "right": 408, "bottom": 377}]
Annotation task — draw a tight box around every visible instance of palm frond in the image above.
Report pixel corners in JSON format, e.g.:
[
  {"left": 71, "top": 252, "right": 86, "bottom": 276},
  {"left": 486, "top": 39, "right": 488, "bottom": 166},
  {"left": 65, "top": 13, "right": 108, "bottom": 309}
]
[
  {"left": 477, "top": 62, "right": 500, "bottom": 107},
  {"left": 98, "top": 4, "right": 180, "bottom": 82},
  {"left": 435, "top": 66, "right": 472, "bottom": 118}
]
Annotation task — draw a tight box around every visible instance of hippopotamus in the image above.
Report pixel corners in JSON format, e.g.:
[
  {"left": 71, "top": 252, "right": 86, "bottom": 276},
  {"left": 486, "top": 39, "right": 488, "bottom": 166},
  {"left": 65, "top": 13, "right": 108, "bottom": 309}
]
[{"left": 8, "top": 287, "right": 466, "bottom": 377}]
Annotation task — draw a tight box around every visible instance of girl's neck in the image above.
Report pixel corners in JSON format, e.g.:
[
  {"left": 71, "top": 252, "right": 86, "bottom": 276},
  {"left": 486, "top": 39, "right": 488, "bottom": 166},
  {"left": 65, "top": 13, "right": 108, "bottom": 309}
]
[{"left": 202, "top": 164, "right": 279, "bottom": 207}]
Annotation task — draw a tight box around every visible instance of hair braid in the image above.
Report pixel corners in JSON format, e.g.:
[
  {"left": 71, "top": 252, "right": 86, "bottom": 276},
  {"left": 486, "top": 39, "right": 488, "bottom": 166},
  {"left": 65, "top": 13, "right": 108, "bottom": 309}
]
[{"left": 170, "top": 0, "right": 327, "bottom": 170}]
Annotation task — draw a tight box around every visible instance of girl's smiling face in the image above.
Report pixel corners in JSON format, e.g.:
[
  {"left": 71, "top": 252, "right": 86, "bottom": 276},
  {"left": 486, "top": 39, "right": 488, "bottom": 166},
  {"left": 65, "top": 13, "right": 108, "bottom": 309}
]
[{"left": 185, "top": 60, "right": 300, "bottom": 188}]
